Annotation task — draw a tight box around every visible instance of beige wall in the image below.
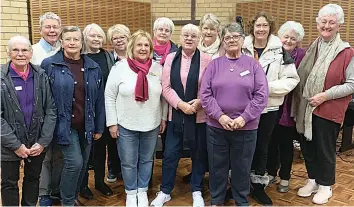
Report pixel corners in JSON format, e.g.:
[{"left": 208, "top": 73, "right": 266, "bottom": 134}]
[{"left": 1, "top": 0, "right": 29, "bottom": 63}]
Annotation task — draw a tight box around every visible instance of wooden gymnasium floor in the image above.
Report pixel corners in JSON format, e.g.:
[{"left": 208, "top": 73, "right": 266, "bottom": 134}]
[{"left": 1, "top": 146, "right": 354, "bottom": 206}]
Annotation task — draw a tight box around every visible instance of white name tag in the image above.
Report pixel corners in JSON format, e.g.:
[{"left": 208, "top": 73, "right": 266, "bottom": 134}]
[
  {"left": 240, "top": 70, "right": 250, "bottom": 77},
  {"left": 15, "top": 86, "right": 23, "bottom": 91}
]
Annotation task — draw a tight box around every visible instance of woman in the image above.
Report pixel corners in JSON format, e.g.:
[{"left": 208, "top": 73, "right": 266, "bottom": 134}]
[
  {"left": 242, "top": 12, "right": 300, "bottom": 205},
  {"left": 198, "top": 13, "right": 223, "bottom": 59},
  {"left": 151, "top": 24, "right": 212, "bottom": 207},
  {"left": 292, "top": 4, "right": 354, "bottom": 205},
  {"left": 266, "top": 21, "right": 306, "bottom": 193},
  {"left": 200, "top": 22, "right": 268, "bottom": 206},
  {"left": 79, "top": 23, "right": 114, "bottom": 198},
  {"left": 105, "top": 30, "right": 168, "bottom": 207},
  {"left": 153, "top": 17, "right": 178, "bottom": 65},
  {"left": 105, "top": 23, "right": 131, "bottom": 183},
  {"left": 40, "top": 26, "right": 105, "bottom": 206}
]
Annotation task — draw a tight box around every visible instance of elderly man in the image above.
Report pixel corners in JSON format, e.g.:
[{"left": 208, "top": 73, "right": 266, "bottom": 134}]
[
  {"left": 31, "top": 12, "right": 61, "bottom": 65},
  {"left": 1, "top": 36, "right": 57, "bottom": 206}
]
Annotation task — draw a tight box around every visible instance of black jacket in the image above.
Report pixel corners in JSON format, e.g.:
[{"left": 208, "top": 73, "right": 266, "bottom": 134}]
[{"left": 1, "top": 62, "right": 57, "bottom": 161}]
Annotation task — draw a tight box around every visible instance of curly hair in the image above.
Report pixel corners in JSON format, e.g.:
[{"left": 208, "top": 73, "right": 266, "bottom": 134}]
[{"left": 249, "top": 11, "right": 275, "bottom": 37}]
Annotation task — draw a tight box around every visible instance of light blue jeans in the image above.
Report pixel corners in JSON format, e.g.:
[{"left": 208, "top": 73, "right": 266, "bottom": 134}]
[{"left": 117, "top": 125, "right": 159, "bottom": 194}]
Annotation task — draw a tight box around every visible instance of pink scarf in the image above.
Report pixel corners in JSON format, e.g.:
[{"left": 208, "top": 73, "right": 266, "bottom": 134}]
[
  {"left": 153, "top": 39, "right": 171, "bottom": 65},
  {"left": 127, "top": 58, "right": 152, "bottom": 102},
  {"left": 10, "top": 62, "right": 30, "bottom": 80}
]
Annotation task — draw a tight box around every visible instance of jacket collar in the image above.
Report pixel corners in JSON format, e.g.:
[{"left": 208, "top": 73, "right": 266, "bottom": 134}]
[
  {"left": 1, "top": 61, "right": 41, "bottom": 79},
  {"left": 39, "top": 38, "right": 61, "bottom": 52},
  {"left": 243, "top": 34, "right": 283, "bottom": 56},
  {"left": 50, "top": 50, "right": 99, "bottom": 69}
]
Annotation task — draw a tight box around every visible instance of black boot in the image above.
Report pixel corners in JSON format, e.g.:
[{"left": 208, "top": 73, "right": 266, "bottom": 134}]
[
  {"left": 225, "top": 187, "right": 233, "bottom": 201},
  {"left": 251, "top": 183, "right": 273, "bottom": 206},
  {"left": 80, "top": 186, "right": 93, "bottom": 200},
  {"left": 95, "top": 182, "right": 113, "bottom": 196}
]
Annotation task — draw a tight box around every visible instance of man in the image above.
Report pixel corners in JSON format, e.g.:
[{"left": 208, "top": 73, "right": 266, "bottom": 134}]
[{"left": 1, "top": 35, "right": 57, "bottom": 206}]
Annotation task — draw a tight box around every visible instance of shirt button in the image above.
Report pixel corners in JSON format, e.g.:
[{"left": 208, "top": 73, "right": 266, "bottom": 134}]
[
  {"left": 86, "top": 82, "right": 89, "bottom": 84},
  {"left": 74, "top": 81, "right": 77, "bottom": 84},
  {"left": 87, "top": 98, "right": 89, "bottom": 101},
  {"left": 61, "top": 70, "right": 65, "bottom": 73},
  {"left": 73, "top": 98, "right": 75, "bottom": 102},
  {"left": 72, "top": 114, "right": 75, "bottom": 117}
]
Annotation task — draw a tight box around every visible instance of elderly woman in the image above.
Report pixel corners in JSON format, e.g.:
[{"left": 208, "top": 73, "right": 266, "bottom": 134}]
[
  {"left": 242, "top": 12, "right": 300, "bottom": 205},
  {"left": 105, "top": 24, "right": 131, "bottom": 183},
  {"left": 292, "top": 4, "right": 354, "bottom": 204},
  {"left": 151, "top": 24, "right": 212, "bottom": 207},
  {"left": 199, "top": 23, "right": 268, "bottom": 206},
  {"left": 153, "top": 17, "right": 178, "bottom": 65},
  {"left": 40, "top": 26, "right": 105, "bottom": 206},
  {"left": 108, "top": 24, "right": 131, "bottom": 63},
  {"left": 266, "top": 21, "right": 306, "bottom": 193},
  {"left": 1, "top": 36, "right": 57, "bottom": 206},
  {"left": 198, "top": 13, "right": 223, "bottom": 59},
  {"left": 105, "top": 30, "right": 168, "bottom": 207}
]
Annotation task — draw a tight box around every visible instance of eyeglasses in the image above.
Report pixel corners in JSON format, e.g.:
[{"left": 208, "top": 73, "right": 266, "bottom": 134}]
[
  {"left": 112, "top": 36, "right": 127, "bottom": 42},
  {"left": 63, "top": 37, "right": 81, "bottom": 43},
  {"left": 157, "top": 28, "right": 171, "bottom": 34},
  {"left": 223, "top": 35, "right": 243, "bottom": 43},
  {"left": 181, "top": 34, "right": 198, "bottom": 40},
  {"left": 11, "top": 48, "right": 31, "bottom": 55},
  {"left": 42, "top": 25, "right": 60, "bottom": 30},
  {"left": 319, "top": 21, "right": 338, "bottom": 27}
]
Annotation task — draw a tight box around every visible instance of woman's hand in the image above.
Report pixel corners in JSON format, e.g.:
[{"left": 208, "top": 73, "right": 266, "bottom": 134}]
[
  {"left": 178, "top": 101, "right": 196, "bottom": 115},
  {"left": 232, "top": 116, "right": 245, "bottom": 129},
  {"left": 188, "top": 99, "right": 202, "bottom": 111},
  {"left": 159, "top": 120, "right": 166, "bottom": 134},
  {"left": 93, "top": 133, "right": 102, "bottom": 140},
  {"left": 309, "top": 92, "right": 328, "bottom": 107},
  {"left": 218, "top": 114, "right": 234, "bottom": 131},
  {"left": 109, "top": 125, "right": 119, "bottom": 139}
]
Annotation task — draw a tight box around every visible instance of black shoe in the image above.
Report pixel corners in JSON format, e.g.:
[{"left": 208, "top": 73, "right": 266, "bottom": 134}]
[
  {"left": 251, "top": 184, "right": 273, "bottom": 206},
  {"left": 225, "top": 187, "right": 233, "bottom": 201},
  {"left": 107, "top": 173, "right": 117, "bottom": 183},
  {"left": 88, "top": 164, "right": 94, "bottom": 171},
  {"left": 95, "top": 182, "right": 113, "bottom": 196},
  {"left": 182, "top": 173, "right": 192, "bottom": 183},
  {"left": 80, "top": 186, "right": 93, "bottom": 200}
]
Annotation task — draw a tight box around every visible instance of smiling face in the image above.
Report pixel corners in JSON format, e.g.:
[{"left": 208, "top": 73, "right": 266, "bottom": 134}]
[
  {"left": 86, "top": 29, "right": 104, "bottom": 52},
  {"left": 280, "top": 29, "right": 299, "bottom": 52},
  {"left": 154, "top": 25, "right": 172, "bottom": 45},
  {"left": 201, "top": 23, "right": 218, "bottom": 46},
  {"left": 317, "top": 15, "right": 341, "bottom": 42},
  {"left": 133, "top": 36, "right": 151, "bottom": 62},
  {"left": 222, "top": 31, "right": 244, "bottom": 54},
  {"left": 8, "top": 42, "right": 33, "bottom": 68},
  {"left": 61, "top": 31, "right": 83, "bottom": 57},
  {"left": 40, "top": 19, "right": 60, "bottom": 46},
  {"left": 111, "top": 32, "right": 128, "bottom": 52},
  {"left": 253, "top": 16, "right": 270, "bottom": 42},
  {"left": 180, "top": 29, "right": 199, "bottom": 53}
]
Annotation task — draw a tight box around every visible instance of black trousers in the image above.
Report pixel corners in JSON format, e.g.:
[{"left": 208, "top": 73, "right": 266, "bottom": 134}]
[
  {"left": 107, "top": 129, "right": 121, "bottom": 176},
  {"left": 300, "top": 114, "right": 340, "bottom": 186},
  {"left": 267, "top": 124, "right": 300, "bottom": 180},
  {"left": 1, "top": 152, "right": 46, "bottom": 206},
  {"left": 251, "top": 111, "right": 278, "bottom": 176}
]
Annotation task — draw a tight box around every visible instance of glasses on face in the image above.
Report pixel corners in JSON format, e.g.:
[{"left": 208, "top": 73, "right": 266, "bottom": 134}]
[
  {"left": 42, "top": 25, "right": 60, "bottom": 30},
  {"left": 223, "top": 35, "right": 243, "bottom": 43},
  {"left": 112, "top": 36, "right": 127, "bottom": 42},
  {"left": 11, "top": 48, "right": 31, "bottom": 55},
  {"left": 157, "top": 27, "right": 171, "bottom": 34},
  {"left": 63, "top": 37, "right": 81, "bottom": 43},
  {"left": 181, "top": 33, "right": 198, "bottom": 40},
  {"left": 319, "top": 20, "right": 338, "bottom": 27}
]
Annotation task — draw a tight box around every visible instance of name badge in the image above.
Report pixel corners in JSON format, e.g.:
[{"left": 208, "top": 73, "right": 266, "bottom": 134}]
[
  {"left": 15, "top": 86, "right": 23, "bottom": 91},
  {"left": 240, "top": 70, "right": 250, "bottom": 77}
]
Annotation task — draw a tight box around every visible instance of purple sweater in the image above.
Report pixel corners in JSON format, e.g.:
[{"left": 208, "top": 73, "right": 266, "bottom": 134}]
[{"left": 200, "top": 55, "right": 269, "bottom": 130}]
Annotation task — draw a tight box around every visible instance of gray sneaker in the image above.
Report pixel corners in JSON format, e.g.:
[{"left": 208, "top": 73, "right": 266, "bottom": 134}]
[{"left": 277, "top": 183, "right": 290, "bottom": 193}]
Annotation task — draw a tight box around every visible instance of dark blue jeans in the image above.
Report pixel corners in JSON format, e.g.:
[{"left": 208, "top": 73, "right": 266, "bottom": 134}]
[
  {"left": 161, "top": 122, "right": 208, "bottom": 194},
  {"left": 59, "top": 129, "right": 91, "bottom": 206},
  {"left": 207, "top": 125, "right": 257, "bottom": 206}
]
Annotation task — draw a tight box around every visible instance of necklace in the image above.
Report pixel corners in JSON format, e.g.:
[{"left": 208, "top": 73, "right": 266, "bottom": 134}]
[{"left": 226, "top": 58, "right": 237, "bottom": 72}]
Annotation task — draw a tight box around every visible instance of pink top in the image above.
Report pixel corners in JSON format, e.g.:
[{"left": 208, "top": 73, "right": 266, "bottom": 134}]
[
  {"left": 162, "top": 50, "right": 212, "bottom": 123},
  {"left": 10, "top": 62, "right": 30, "bottom": 80}
]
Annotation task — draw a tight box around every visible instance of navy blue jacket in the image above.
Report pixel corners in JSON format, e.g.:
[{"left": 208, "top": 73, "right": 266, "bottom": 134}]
[{"left": 41, "top": 51, "right": 105, "bottom": 145}]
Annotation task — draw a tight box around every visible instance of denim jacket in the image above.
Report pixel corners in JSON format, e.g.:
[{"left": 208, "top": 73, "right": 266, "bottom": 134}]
[{"left": 40, "top": 51, "right": 105, "bottom": 145}]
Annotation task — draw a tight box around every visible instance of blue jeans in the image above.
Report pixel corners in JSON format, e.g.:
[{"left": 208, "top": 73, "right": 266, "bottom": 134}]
[
  {"left": 59, "top": 129, "right": 91, "bottom": 206},
  {"left": 207, "top": 125, "right": 257, "bottom": 206},
  {"left": 161, "top": 122, "right": 208, "bottom": 194},
  {"left": 117, "top": 125, "right": 159, "bottom": 194}
]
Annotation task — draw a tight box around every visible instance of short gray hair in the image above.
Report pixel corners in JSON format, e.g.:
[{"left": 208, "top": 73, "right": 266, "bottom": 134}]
[
  {"left": 278, "top": 21, "right": 305, "bottom": 42},
  {"left": 221, "top": 23, "right": 245, "bottom": 40},
  {"left": 39, "top": 12, "right": 61, "bottom": 28},
  {"left": 7, "top": 35, "right": 32, "bottom": 52},
  {"left": 181, "top": 23, "right": 200, "bottom": 35},
  {"left": 153, "top": 17, "right": 175, "bottom": 33},
  {"left": 316, "top": 3, "right": 344, "bottom": 24},
  {"left": 83, "top": 23, "right": 107, "bottom": 45},
  {"left": 107, "top": 24, "right": 131, "bottom": 44},
  {"left": 199, "top": 13, "right": 221, "bottom": 31}
]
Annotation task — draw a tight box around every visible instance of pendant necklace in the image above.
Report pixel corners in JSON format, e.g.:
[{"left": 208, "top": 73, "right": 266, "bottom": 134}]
[{"left": 227, "top": 58, "right": 237, "bottom": 72}]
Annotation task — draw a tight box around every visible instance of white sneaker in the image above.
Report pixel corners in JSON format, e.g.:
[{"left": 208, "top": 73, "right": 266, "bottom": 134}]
[
  {"left": 126, "top": 194, "right": 137, "bottom": 207},
  {"left": 150, "top": 191, "right": 171, "bottom": 207},
  {"left": 137, "top": 192, "right": 149, "bottom": 207},
  {"left": 192, "top": 191, "right": 205, "bottom": 207},
  {"left": 312, "top": 185, "right": 332, "bottom": 204},
  {"left": 297, "top": 179, "right": 319, "bottom": 197}
]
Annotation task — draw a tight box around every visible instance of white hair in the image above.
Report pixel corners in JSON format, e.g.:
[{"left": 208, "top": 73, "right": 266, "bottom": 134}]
[
  {"left": 277, "top": 21, "right": 305, "bottom": 42},
  {"left": 6, "top": 35, "right": 32, "bottom": 52},
  {"left": 316, "top": 3, "right": 344, "bottom": 24},
  {"left": 83, "top": 23, "right": 107, "bottom": 45},
  {"left": 153, "top": 17, "right": 175, "bottom": 33},
  {"left": 39, "top": 12, "right": 61, "bottom": 28},
  {"left": 181, "top": 23, "right": 200, "bottom": 35}
]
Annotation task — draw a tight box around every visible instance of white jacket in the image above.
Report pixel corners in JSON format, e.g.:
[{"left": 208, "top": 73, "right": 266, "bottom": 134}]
[{"left": 242, "top": 34, "right": 300, "bottom": 113}]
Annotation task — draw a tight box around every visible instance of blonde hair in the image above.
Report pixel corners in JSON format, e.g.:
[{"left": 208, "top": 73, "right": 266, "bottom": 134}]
[
  {"left": 199, "top": 13, "right": 221, "bottom": 31},
  {"left": 127, "top": 30, "right": 154, "bottom": 60},
  {"left": 83, "top": 23, "right": 107, "bottom": 45},
  {"left": 107, "top": 24, "right": 131, "bottom": 44}
]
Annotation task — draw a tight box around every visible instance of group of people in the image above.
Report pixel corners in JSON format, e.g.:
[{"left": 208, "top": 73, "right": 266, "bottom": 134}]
[{"left": 1, "top": 3, "right": 354, "bottom": 207}]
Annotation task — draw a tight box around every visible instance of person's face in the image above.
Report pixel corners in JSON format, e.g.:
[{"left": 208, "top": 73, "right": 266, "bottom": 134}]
[
  {"left": 254, "top": 16, "right": 270, "bottom": 42},
  {"left": 40, "top": 19, "right": 61, "bottom": 46},
  {"left": 317, "top": 15, "right": 341, "bottom": 42},
  {"left": 111, "top": 32, "right": 128, "bottom": 52},
  {"left": 61, "top": 31, "right": 83, "bottom": 56},
  {"left": 8, "top": 42, "right": 33, "bottom": 68},
  {"left": 180, "top": 29, "right": 199, "bottom": 52},
  {"left": 154, "top": 25, "right": 172, "bottom": 45},
  {"left": 280, "top": 29, "right": 299, "bottom": 52},
  {"left": 223, "top": 31, "right": 244, "bottom": 54},
  {"left": 86, "top": 29, "right": 104, "bottom": 52},
  {"left": 133, "top": 36, "right": 150, "bottom": 62},
  {"left": 201, "top": 24, "right": 218, "bottom": 46}
]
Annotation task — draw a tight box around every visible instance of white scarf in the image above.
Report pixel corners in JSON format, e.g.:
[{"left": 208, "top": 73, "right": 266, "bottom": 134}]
[{"left": 198, "top": 37, "right": 221, "bottom": 57}]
